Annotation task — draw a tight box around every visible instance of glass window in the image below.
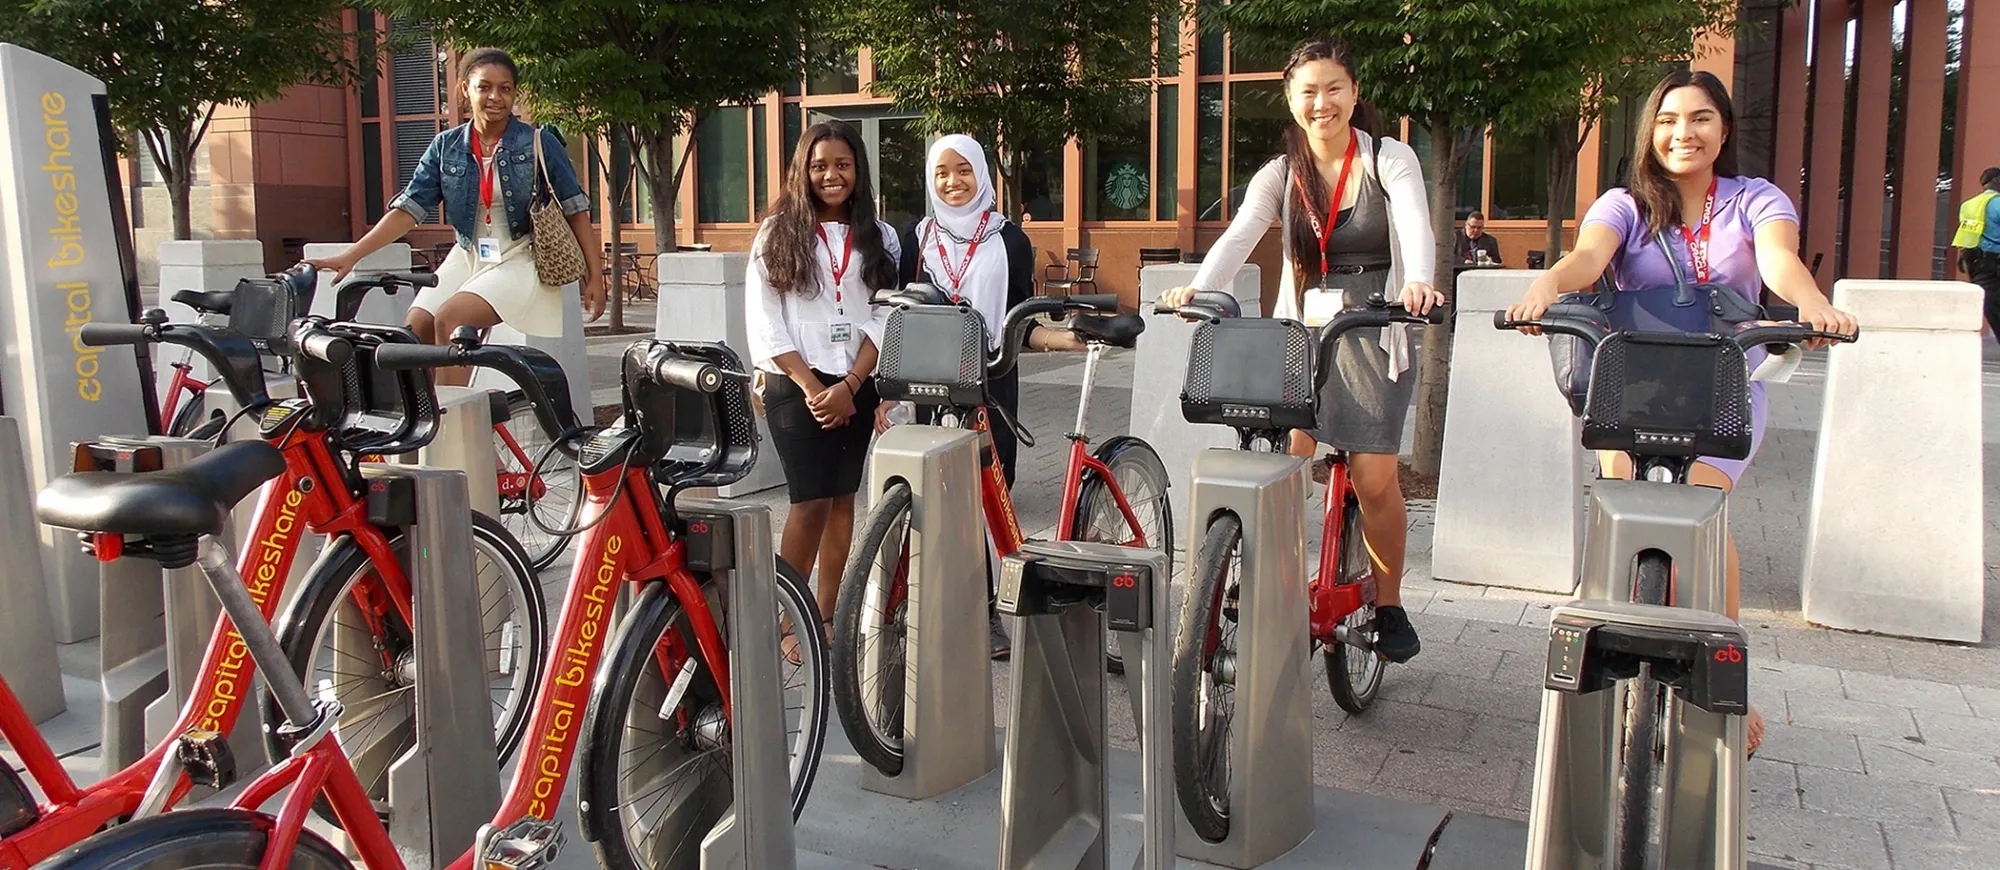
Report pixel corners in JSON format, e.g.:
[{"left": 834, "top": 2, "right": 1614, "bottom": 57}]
[
  {"left": 1157, "top": 11, "right": 1181, "bottom": 76},
  {"left": 753, "top": 108, "right": 769, "bottom": 217},
  {"left": 1197, "top": 83, "right": 1223, "bottom": 219},
  {"left": 1229, "top": 35, "right": 1284, "bottom": 74},
  {"left": 1016, "top": 136, "right": 1065, "bottom": 223},
  {"left": 1228, "top": 80, "right": 1287, "bottom": 214},
  {"left": 808, "top": 44, "right": 860, "bottom": 95},
  {"left": 1407, "top": 125, "right": 1488, "bottom": 219},
  {"left": 1489, "top": 132, "right": 1577, "bottom": 222},
  {"left": 1157, "top": 85, "right": 1179, "bottom": 221},
  {"left": 357, "top": 14, "right": 379, "bottom": 120},
  {"left": 612, "top": 134, "right": 636, "bottom": 224},
  {"left": 698, "top": 107, "right": 751, "bottom": 223},
  {"left": 1197, "top": 6, "right": 1223, "bottom": 76},
  {"left": 783, "top": 103, "right": 803, "bottom": 162},
  {"left": 360, "top": 123, "right": 383, "bottom": 222},
  {"left": 1086, "top": 91, "right": 1151, "bottom": 221},
  {"left": 877, "top": 117, "right": 928, "bottom": 231},
  {"left": 1598, "top": 95, "right": 1641, "bottom": 194}
]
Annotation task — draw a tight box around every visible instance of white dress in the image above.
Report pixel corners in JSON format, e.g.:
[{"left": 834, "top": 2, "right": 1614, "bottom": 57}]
[{"left": 410, "top": 157, "right": 566, "bottom": 337}]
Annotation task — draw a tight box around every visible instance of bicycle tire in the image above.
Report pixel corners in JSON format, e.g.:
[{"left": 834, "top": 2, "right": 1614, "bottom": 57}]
[
  {"left": 27, "top": 808, "right": 352, "bottom": 870},
  {"left": 577, "top": 560, "right": 828, "bottom": 870},
  {"left": 1614, "top": 550, "right": 1673, "bottom": 868},
  {"left": 495, "top": 390, "right": 583, "bottom": 571},
  {"left": 1070, "top": 437, "right": 1174, "bottom": 676},
  {"left": 166, "top": 394, "right": 207, "bottom": 439},
  {"left": 1325, "top": 491, "right": 1384, "bottom": 713},
  {"left": 1172, "top": 514, "right": 1243, "bottom": 844},
  {"left": 829, "top": 481, "right": 913, "bottom": 777},
  {"left": 262, "top": 512, "right": 547, "bottom": 826}
]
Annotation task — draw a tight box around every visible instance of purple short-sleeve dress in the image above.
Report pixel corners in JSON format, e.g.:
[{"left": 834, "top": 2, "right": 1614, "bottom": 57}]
[{"left": 1579, "top": 176, "right": 1800, "bottom": 484}]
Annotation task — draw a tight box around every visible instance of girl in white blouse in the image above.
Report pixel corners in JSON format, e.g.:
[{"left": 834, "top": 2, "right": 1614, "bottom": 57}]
[
  {"left": 746, "top": 121, "right": 901, "bottom": 654},
  {"left": 1161, "top": 36, "right": 1443, "bottom": 664}
]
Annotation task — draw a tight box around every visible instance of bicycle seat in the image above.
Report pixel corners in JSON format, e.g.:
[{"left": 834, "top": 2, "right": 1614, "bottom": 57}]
[
  {"left": 36, "top": 442, "right": 285, "bottom": 538},
  {"left": 170, "top": 289, "right": 234, "bottom": 316},
  {"left": 1069, "top": 312, "right": 1145, "bottom": 349}
]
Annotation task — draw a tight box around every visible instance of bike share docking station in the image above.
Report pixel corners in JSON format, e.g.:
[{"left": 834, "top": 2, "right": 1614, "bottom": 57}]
[{"left": 995, "top": 540, "right": 1173, "bottom": 870}]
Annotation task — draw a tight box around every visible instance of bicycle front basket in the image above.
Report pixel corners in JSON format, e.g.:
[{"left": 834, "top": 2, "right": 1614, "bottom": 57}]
[
  {"left": 622, "top": 339, "right": 759, "bottom": 489},
  {"left": 1180, "top": 317, "right": 1317, "bottom": 431},
  {"left": 1581, "top": 330, "right": 1752, "bottom": 460},
  {"left": 875, "top": 305, "right": 988, "bottom": 407},
  {"left": 225, "top": 274, "right": 301, "bottom": 353}
]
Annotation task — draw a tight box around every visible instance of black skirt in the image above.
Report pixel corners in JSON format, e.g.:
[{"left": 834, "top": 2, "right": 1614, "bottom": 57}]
[{"left": 763, "top": 369, "right": 881, "bottom": 503}]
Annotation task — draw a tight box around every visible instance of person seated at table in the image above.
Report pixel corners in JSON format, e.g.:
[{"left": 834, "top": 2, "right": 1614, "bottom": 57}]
[{"left": 1457, "top": 211, "right": 1502, "bottom": 265}]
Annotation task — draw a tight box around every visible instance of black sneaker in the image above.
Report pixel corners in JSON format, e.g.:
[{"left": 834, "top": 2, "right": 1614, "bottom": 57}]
[
  {"left": 990, "top": 611, "right": 1012, "bottom": 661},
  {"left": 1373, "top": 606, "right": 1421, "bottom": 663}
]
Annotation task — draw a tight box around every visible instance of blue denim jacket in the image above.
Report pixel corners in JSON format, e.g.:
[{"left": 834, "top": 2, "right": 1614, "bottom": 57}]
[{"left": 390, "top": 117, "right": 590, "bottom": 248}]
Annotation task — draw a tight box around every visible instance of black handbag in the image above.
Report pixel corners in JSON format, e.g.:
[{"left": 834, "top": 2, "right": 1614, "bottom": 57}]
[{"left": 1549, "top": 231, "right": 1766, "bottom": 415}]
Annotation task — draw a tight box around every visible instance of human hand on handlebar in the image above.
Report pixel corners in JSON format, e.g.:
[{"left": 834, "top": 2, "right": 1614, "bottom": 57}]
[
  {"left": 1398, "top": 282, "right": 1445, "bottom": 317},
  {"left": 302, "top": 252, "right": 358, "bottom": 284},
  {"left": 1158, "top": 286, "right": 1198, "bottom": 308},
  {"left": 1792, "top": 300, "right": 1859, "bottom": 351},
  {"left": 1505, "top": 275, "right": 1566, "bottom": 335}
]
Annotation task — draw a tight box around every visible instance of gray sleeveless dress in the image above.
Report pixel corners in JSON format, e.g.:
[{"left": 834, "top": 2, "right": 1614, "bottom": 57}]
[{"left": 1304, "top": 171, "right": 1414, "bottom": 454}]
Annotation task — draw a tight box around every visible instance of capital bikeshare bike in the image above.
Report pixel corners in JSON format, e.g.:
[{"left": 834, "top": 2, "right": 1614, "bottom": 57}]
[
  {"left": 1494, "top": 305, "right": 1855, "bottom": 868},
  {"left": 1149, "top": 290, "right": 1441, "bottom": 843},
  {"left": 830, "top": 286, "right": 1173, "bottom": 775}
]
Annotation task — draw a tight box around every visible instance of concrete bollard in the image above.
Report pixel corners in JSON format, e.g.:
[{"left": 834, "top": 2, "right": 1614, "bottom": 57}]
[
  {"left": 653, "top": 252, "right": 783, "bottom": 496},
  {"left": 1431, "top": 271, "right": 1585, "bottom": 594},
  {"left": 1128, "top": 263, "right": 1261, "bottom": 526},
  {"left": 302, "top": 242, "right": 415, "bottom": 325},
  {"left": 1802, "top": 279, "right": 1985, "bottom": 642},
  {"left": 154, "top": 240, "right": 267, "bottom": 419}
]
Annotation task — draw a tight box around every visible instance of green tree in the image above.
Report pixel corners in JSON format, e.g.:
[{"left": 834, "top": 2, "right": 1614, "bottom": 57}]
[
  {"left": 827, "top": 0, "right": 1181, "bottom": 219},
  {"left": 0, "top": 0, "right": 355, "bottom": 240},
  {"left": 1497, "top": 0, "right": 1736, "bottom": 265},
  {"left": 381, "top": 0, "right": 815, "bottom": 267}
]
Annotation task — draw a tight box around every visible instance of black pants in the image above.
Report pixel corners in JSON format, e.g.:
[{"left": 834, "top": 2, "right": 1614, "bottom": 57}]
[{"left": 1968, "top": 252, "right": 2000, "bottom": 336}]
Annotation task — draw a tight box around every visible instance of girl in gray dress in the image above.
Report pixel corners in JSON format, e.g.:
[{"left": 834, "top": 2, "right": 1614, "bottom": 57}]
[{"left": 1161, "top": 36, "right": 1442, "bottom": 662}]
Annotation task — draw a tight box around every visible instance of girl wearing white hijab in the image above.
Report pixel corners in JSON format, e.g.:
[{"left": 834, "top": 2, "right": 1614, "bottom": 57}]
[{"left": 882, "top": 133, "right": 1082, "bottom": 658}]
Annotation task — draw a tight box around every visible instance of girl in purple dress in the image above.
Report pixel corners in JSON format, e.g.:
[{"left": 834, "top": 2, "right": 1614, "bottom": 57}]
[{"left": 1508, "top": 70, "right": 1857, "bottom": 756}]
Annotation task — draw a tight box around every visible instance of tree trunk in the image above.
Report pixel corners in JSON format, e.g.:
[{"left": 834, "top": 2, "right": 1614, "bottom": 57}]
[
  {"left": 648, "top": 130, "right": 678, "bottom": 260},
  {"left": 1543, "top": 121, "right": 1579, "bottom": 266},
  {"left": 607, "top": 126, "right": 629, "bottom": 331},
  {"left": 167, "top": 128, "right": 194, "bottom": 241},
  {"left": 1410, "top": 118, "right": 1472, "bottom": 477}
]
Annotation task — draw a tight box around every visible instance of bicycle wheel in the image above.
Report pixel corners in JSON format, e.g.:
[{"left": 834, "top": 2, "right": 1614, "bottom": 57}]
[
  {"left": 829, "top": 481, "right": 913, "bottom": 777},
  {"left": 166, "top": 393, "right": 207, "bottom": 439},
  {"left": 577, "top": 559, "right": 828, "bottom": 870},
  {"left": 264, "top": 512, "right": 546, "bottom": 825},
  {"left": 28, "top": 808, "right": 352, "bottom": 870},
  {"left": 1171, "top": 514, "right": 1243, "bottom": 843},
  {"left": 1071, "top": 438, "right": 1174, "bottom": 675},
  {"left": 1325, "top": 491, "right": 1384, "bottom": 714},
  {"left": 1614, "top": 551, "right": 1672, "bottom": 868},
  {"left": 495, "top": 390, "right": 583, "bottom": 571}
]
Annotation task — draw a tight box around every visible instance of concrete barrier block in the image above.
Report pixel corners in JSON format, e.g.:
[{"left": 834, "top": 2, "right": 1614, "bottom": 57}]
[
  {"left": 654, "top": 252, "right": 782, "bottom": 496},
  {"left": 302, "top": 242, "right": 415, "bottom": 325},
  {"left": 1431, "top": 270, "right": 1584, "bottom": 594},
  {"left": 154, "top": 240, "right": 266, "bottom": 405},
  {"left": 1802, "top": 279, "right": 1985, "bottom": 642},
  {"left": 1128, "top": 263, "right": 1261, "bottom": 527}
]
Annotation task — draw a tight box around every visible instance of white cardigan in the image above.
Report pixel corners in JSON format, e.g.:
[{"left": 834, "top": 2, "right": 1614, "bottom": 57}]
[{"left": 1190, "top": 131, "right": 1436, "bottom": 378}]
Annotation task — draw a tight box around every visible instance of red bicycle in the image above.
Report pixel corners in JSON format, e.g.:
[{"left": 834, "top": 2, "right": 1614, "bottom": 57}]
[
  {"left": 1151, "top": 290, "right": 1440, "bottom": 843},
  {"left": 829, "top": 286, "right": 1173, "bottom": 776}
]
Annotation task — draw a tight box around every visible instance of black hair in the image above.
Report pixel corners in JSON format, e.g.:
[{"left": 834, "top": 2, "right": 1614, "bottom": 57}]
[
  {"left": 1280, "top": 36, "right": 1384, "bottom": 293},
  {"left": 761, "top": 121, "right": 897, "bottom": 296}
]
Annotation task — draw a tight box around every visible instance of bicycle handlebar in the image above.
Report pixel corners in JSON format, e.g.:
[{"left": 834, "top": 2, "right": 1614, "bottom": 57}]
[
  {"left": 332, "top": 271, "right": 439, "bottom": 322},
  {"left": 1150, "top": 290, "right": 1243, "bottom": 321},
  {"left": 372, "top": 331, "right": 582, "bottom": 448},
  {"left": 1492, "top": 306, "right": 1860, "bottom": 353},
  {"left": 78, "top": 319, "right": 271, "bottom": 410}
]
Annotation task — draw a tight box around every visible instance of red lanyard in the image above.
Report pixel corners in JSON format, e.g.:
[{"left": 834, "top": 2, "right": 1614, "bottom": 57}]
[
  {"left": 1682, "top": 177, "right": 1719, "bottom": 283},
  {"left": 927, "top": 213, "right": 992, "bottom": 298},
  {"left": 1291, "top": 130, "right": 1359, "bottom": 277},
  {"left": 815, "top": 224, "right": 854, "bottom": 303},
  {"left": 469, "top": 130, "right": 498, "bottom": 225}
]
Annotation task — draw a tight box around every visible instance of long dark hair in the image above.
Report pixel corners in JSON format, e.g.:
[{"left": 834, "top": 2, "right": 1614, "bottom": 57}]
[
  {"left": 1281, "top": 37, "right": 1384, "bottom": 292},
  {"left": 762, "top": 121, "right": 896, "bottom": 297},
  {"left": 1628, "top": 69, "right": 1739, "bottom": 236}
]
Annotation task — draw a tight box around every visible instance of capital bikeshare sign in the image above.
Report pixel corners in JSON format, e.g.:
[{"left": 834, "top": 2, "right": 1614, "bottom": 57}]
[{"left": 0, "top": 44, "right": 147, "bottom": 642}]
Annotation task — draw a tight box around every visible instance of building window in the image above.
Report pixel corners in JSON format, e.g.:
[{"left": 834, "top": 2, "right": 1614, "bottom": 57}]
[
  {"left": 1228, "top": 80, "right": 1287, "bottom": 214},
  {"left": 698, "top": 106, "right": 751, "bottom": 224},
  {"left": 1228, "top": 35, "right": 1284, "bottom": 74},
  {"left": 361, "top": 124, "right": 384, "bottom": 222},
  {"left": 1489, "top": 132, "right": 1576, "bottom": 221},
  {"left": 1015, "top": 136, "right": 1065, "bottom": 223},
  {"left": 808, "top": 44, "right": 860, "bottom": 96},
  {"left": 386, "top": 17, "right": 446, "bottom": 224},
  {"left": 1157, "top": 11, "right": 1181, "bottom": 76},
  {"left": 1085, "top": 90, "right": 1151, "bottom": 221},
  {"left": 753, "top": 108, "right": 769, "bottom": 216},
  {"left": 1407, "top": 125, "right": 1487, "bottom": 220},
  {"left": 357, "top": 13, "right": 380, "bottom": 120},
  {"left": 1197, "top": 83, "right": 1223, "bottom": 219},
  {"left": 1157, "top": 84, "right": 1179, "bottom": 221}
]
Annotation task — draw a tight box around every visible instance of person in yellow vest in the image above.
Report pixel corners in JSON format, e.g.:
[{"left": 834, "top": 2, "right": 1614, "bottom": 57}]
[{"left": 1954, "top": 167, "right": 2000, "bottom": 337}]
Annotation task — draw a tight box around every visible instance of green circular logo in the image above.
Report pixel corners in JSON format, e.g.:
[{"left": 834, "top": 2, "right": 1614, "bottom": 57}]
[{"left": 1103, "top": 162, "right": 1149, "bottom": 211}]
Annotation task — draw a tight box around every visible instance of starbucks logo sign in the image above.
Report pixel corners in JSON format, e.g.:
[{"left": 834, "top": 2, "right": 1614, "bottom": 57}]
[{"left": 1103, "top": 162, "right": 1149, "bottom": 211}]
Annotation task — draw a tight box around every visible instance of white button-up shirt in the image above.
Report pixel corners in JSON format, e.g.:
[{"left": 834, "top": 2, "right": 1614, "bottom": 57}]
[{"left": 745, "top": 218, "right": 898, "bottom": 375}]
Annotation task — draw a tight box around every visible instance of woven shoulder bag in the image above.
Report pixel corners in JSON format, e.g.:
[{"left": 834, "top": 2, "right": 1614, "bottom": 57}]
[{"left": 530, "top": 129, "right": 587, "bottom": 287}]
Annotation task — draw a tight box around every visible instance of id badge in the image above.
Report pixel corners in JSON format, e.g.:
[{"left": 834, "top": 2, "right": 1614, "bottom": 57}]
[
  {"left": 829, "top": 321, "right": 854, "bottom": 343},
  {"left": 477, "top": 237, "right": 501, "bottom": 262},
  {"left": 1301, "top": 287, "right": 1341, "bottom": 327}
]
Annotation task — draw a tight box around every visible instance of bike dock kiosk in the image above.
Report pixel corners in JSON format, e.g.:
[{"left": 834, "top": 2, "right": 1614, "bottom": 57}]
[
  {"left": 686, "top": 497, "right": 799, "bottom": 870},
  {"left": 359, "top": 463, "right": 501, "bottom": 870},
  {"left": 996, "top": 540, "right": 1173, "bottom": 870},
  {"left": 0, "top": 416, "right": 65, "bottom": 722},
  {"left": 75, "top": 436, "right": 213, "bottom": 776},
  {"left": 858, "top": 425, "right": 998, "bottom": 800},
  {"left": 1524, "top": 601, "right": 1751, "bottom": 869},
  {"left": 1522, "top": 480, "right": 1749, "bottom": 869},
  {"left": 1177, "top": 447, "right": 1315, "bottom": 868}
]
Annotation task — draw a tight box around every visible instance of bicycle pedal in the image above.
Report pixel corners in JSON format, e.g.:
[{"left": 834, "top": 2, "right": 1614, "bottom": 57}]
[
  {"left": 477, "top": 818, "right": 564, "bottom": 870},
  {"left": 174, "top": 728, "right": 238, "bottom": 789}
]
